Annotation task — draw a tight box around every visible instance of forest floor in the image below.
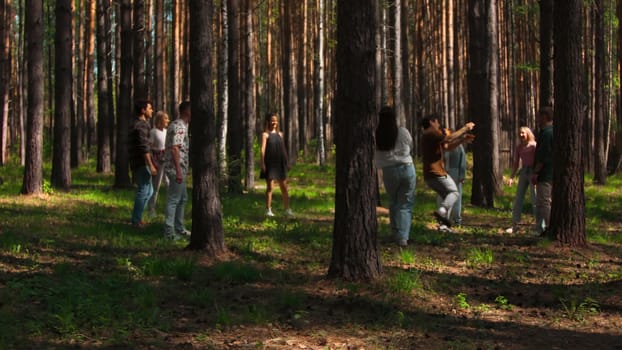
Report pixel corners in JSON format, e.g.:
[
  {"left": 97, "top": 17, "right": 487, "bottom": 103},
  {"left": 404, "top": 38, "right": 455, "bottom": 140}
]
[{"left": 1, "top": 159, "right": 621, "bottom": 349}]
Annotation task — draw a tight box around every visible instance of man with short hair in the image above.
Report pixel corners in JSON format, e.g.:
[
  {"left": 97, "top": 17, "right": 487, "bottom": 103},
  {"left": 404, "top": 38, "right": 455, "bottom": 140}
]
[
  {"left": 531, "top": 107, "right": 554, "bottom": 235},
  {"left": 163, "top": 101, "right": 192, "bottom": 240},
  {"left": 129, "top": 100, "right": 157, "bottom": 227},
  {"left": 420, "top": 115, "right": 475, "bottom": 228}
]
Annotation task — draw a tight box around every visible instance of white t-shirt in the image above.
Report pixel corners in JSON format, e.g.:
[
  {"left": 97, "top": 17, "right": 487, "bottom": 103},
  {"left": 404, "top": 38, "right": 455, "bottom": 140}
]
[
  {"left": 375, "top": 127, "right": 413, "bottom": 168},
  {"left": 150, "top": 128, "right": 167, "bottom": 151}
]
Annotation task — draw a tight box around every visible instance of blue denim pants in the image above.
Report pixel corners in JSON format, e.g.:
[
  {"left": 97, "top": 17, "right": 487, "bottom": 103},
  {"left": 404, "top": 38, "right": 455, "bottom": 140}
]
[
  {"left": 512, "top": 167, "right": 536, "bottom": 225},
  {"left": 425, "top": 175, "right": 459, "bottom": 218},
  {"left": 131, "top": 166, "right": 154, "bottom": 224},
  {"left": 381, "top": 163, "right": 416, "bottom": 242},
  {"left": 164, "top": 173, "right": 188, "bottom": 234}
]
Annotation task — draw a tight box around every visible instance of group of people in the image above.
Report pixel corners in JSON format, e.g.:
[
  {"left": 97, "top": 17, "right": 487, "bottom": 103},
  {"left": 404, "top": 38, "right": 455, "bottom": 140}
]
[
  {"left": 375, "top": 105, "right": 554, "bottom": 247},
  {"left": 129, "top": 103, "right": 293, "bottom": 240},
  {"left": 129, "top": 100, "right": 192, "bottom": 240}
]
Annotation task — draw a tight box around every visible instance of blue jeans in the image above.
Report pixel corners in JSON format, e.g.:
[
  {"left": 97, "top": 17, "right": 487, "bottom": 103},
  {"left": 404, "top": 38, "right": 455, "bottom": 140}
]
[
  {"left": 425, "top": 175, "right": 459, "bottom": 218},
  {"left": 164, "top": 173, "right": 188, "bottom": 234},
  {"left": 512, "top": 167, "right": 536, "bottom": 225},
  {"left": 131, "top": 166, "right": 154, "bottom": 224},
  {"left": 381, "top": 163, "right": 416, "bottom": 242}
]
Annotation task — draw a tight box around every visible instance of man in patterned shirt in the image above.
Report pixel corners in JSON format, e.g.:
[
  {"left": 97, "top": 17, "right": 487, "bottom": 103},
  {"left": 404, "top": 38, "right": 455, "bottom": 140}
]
[{"left": 163, "top": 101, "right": 191, "bottom": 240}]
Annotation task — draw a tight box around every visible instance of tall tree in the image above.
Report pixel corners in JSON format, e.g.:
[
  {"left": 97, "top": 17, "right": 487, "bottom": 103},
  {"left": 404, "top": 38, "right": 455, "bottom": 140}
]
[
  {"left": 281, "top": 0, "right": 299, "bottom": 162},
  {"left": 315, "top": 0, "right": 326, "bottom": 165},
  {"left": 244, "top": 0, "right": 256, "bottom": 191},
  {"left": 51, "top": 0, "right": 73, "bottom": 191},
  {"left": 187, "top": 0, "right": 226, "bottom": 255},
  {"left": 328, "top": 0, "right": 382, "bottom": 281},
  {"left": 392, "top": 0, "right": 405, "bottom": 126},
  {"left": 539, "top": 0, "right": 554, "bottom": 108},
  {"left": 84, "top": 0, "right": 96, "bottom": 154},
  {"left": 0, "top": 0, "right": 10, "bottom": 165},
  {"left": 114, "top": 0, "right": 133, "bottom": 188},
  {"left": 217, "top": 0, "right": 229, "bottom": 180},
  {"left": 227, "top": 0, "right": 243, "bottom": 193},
  {"left": 549, "top": 0, "right": 586, "bottom": 246},
  {"left": 468, "top": 0, "right": 501, "bottom": 207},
  {"left": 593, "top": 0, "right": 607, "bottom": 184},
  {"left": 154, "top": 0, "right": 165, "bottom": 111},
  {"left": 96, "top": 0, "right": 112, "bottom": 173},
  {"left": 22, "top": 0, "right": 44, "bottom": 195},
  {"left": 133, "top": 0, "right": 146, "bottom": 100}
]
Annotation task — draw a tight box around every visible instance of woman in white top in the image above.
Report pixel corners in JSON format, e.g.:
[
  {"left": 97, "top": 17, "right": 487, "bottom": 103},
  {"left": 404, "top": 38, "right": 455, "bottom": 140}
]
[
  {"left": 147, "top": 111, "right": 170, "bottom": 217},
  {"left": 375, "top": 106, "right": 416, "bottom": 247}
]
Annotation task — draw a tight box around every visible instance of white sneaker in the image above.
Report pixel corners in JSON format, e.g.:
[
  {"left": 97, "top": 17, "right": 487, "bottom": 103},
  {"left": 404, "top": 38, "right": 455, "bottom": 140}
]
[
  {"left": 438, "top": 224, "right": 454, "bottom": 233},
  {"left": 265, "top": 208, "right": 275, "bottom": 217},
  {"left": 165, "top": 233, "right": 183, "bottom": 241},
  {"left": 505, "top": 227, "right": 514, "bottom": 234},
  {"left": 176, "top": 229, "right": 191, "bottom": 237},
  {"left": 285, "top": 208, "right": 294, "bottom": 217}
]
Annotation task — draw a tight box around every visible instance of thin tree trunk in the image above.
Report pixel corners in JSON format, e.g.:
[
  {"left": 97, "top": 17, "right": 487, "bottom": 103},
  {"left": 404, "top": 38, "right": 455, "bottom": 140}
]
[
  {"left": 227, "top": 0, "right": 243, "bottom": 193},
  {"left": 392, "top": 0, "right": 405, "bottom": 126},
  {"left": 540, "top": 0, "right": 554, "bottom": 107},
  {"left": 85, "top": 0, "right": 96, "bottom": 155},
  {"left": 218, "top": 0, "right": 229, "bottom": 180},
  {"left": 134, "top": 0, "right": 146, "bottom": 100},
  {"left": 154, "top": 0, "right": 165, "bottom": 111},
  {"left": 593, "top": 0, "right": 607, "bottom": 184},
  {"left": 315, "top": 0, "right": 326, "bottom": 165},
  {"left": 96, "top": 0, "right": 112, "bottom": 173},
  {"left": 51, "top": 0, "right": 73, "bottom": 191},
  {"left": 0, "top": 0, "right": 10, "bottom": 165},
  {"left": 244, "top": 0, "right": 256, "bottom": 191}
]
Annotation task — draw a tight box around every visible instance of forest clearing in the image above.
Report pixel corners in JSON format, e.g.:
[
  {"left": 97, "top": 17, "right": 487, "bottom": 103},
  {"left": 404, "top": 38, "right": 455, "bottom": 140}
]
[{"left": 1, "top": 160, "right": 621, "bottom": 349}]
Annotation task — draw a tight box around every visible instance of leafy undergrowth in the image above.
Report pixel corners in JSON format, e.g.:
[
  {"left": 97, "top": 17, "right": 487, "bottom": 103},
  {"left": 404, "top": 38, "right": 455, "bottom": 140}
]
[{"left": 0, "top": 160, "right": 621, "bottom": 349}]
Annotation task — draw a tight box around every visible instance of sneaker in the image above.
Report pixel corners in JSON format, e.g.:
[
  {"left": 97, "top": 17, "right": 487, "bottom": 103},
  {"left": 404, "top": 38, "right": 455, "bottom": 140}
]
[
  {"left": 285, "top": 208, "right": 294, "bottom": 217},
  {"left": 165, "top": 233, "right": 183, "bottom": 241},
  {"left": 265, "top": 208, "right": 275, "bottom": 217},
  {"left": 438, "top": 224, "right": 454, "bottom": 233},
  {"left": 131, "top": 221, "right": 147, "bottom": 229},
  {"left": 433, "top": 210, "right": 452, "bottom": 227},
  {"left": 176, "top": 229, "right": 191, "bottom": 237},
  {"left": 397, "top": 239, "right": 408, "bottom": 247},
  {"left": 505, "top": 227, "right": 514, "bottom": 234}
]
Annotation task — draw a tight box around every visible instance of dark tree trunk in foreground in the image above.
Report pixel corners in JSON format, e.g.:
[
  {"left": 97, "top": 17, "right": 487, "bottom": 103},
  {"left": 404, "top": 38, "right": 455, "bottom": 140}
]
[
  {"left": 22, "top": 0, "right": 44, "bottom": 195},
  {"left": 549, "top": 0, "right": 586, "bottom": 246},
  {"left": 51, "top": 0, "right": 72, "bottom": 191},
  {"left": 328, "top": 0, "right": 382, "bottom": 281},
  {"left": 468, "top": 0, "right": 500, "bottom": 207},
  {"left": 114, "top": 0, "right": 133, "bottom": 188},
  {"left": 188, "top": 0, "right": 226, "bottom": 255}
]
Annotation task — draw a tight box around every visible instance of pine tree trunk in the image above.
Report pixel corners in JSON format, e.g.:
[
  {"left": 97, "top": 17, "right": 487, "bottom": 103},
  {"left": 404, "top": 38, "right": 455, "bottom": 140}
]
[
  {"left": 315, "top": 0, "right": 326, "bottom": 165},
  {"left": 22, "top": 0, "right": 44, "bottom": 195},
  {"left": 114, "top": 0, "right": 133, "bottom": 188},
  {"left": 187, "top": 0, "right": 226, "bottom": 255},
  {"left": 550, "top": 0, "right": 586, "bottom": 246},
  {"left": 134, "top": 0, "right": 146, "bottom": 100},
  {"left": 244, "top": 0, "right": 256, "bottom": 191},
  {"left": 328, "top": 0, "right": 382, "bottom": 281},
  {"left": 540, "top": 0, "right": 554, "bottom": 107},
  {"left": 154, "top": 0, "right": 165, "bottom": 111},
  {"left": 85, "top": 0, "right": 96, "bottom": 155},
  {"left": 96, "top": 0, "right": 112, "bottom": 173},
  {"left": 0, "top": 0, "right": 10, "bottom": 165},
  {"left": 593, "top": 0, "right": 607, "bottom": 184},
  {"left": 51, "top": 0, "right": 73, "bottom": 191},
  {"left": 227, "top": 0, "right": 243, "bottom": 193}
]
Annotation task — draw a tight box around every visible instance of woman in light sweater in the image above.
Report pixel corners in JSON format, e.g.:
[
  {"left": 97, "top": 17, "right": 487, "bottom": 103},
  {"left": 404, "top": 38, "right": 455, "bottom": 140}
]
[
  {"left": 147, "top": 111, "right": 169, "bottom": 217},
  {"left": 506, "top": 126, "right": 537, "bottom": 234},
  {"left": 375, "top": 106, "right": 416, "bottom": 247}
]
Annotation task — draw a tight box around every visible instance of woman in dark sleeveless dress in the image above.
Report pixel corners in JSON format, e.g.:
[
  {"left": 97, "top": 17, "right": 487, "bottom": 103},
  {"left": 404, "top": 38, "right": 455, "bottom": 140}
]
[{"left": 260, "top": 113, "right": 293, "bottom": 217}]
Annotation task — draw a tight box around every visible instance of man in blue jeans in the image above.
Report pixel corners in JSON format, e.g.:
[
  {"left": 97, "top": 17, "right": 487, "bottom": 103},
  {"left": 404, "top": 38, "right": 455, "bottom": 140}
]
[
  {"left": 129, "top": 100, "right": 157, "bottom": 228},
  {"left": 420, "top": 116, "right": 475, "bottom": 228},
  {"left": 163, "top": 101, "right": 192, "bottom": 240}
]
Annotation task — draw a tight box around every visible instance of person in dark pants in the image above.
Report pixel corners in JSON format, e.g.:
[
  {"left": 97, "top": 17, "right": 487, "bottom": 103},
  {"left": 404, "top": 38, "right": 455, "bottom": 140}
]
[
  {"left": 531, "top": 107, "right": 554, "bottom": 236},
  {"left": 129, "top": 100, "right": 157, "bottom": 228}
]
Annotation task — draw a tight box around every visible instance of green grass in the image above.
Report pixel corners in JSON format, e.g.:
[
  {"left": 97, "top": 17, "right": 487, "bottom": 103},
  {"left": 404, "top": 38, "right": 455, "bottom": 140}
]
[{"left": 1, "top": 156, "right": 621, "bottom": 348}]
